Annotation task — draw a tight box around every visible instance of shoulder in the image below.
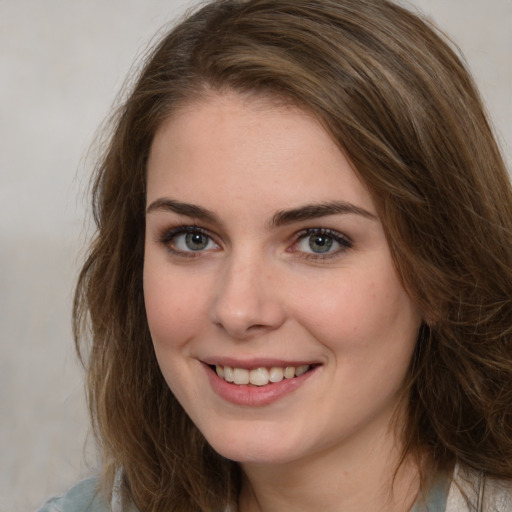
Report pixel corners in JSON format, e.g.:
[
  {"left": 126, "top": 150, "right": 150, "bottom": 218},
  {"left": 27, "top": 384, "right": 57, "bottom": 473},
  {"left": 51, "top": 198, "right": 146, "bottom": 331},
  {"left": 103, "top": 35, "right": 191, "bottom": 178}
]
[
  {"left": 36, "top": 477, "right": 112, "bottom": 512},
  {"left": 482, "top": 476, "right": 512, "bottom": 511},
  {"left": 447, "top": 464, "right": 512, "bottom": 512}
]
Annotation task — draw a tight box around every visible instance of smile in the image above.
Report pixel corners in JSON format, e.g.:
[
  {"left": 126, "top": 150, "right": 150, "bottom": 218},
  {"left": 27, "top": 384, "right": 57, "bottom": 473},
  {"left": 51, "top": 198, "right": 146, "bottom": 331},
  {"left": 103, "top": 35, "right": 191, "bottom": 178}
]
[
  {"left": 215, "top": 364, "right": 311, "bottom": 386},
  {"left": 203, "top": 360, "right": 321, "bottom": 406}
]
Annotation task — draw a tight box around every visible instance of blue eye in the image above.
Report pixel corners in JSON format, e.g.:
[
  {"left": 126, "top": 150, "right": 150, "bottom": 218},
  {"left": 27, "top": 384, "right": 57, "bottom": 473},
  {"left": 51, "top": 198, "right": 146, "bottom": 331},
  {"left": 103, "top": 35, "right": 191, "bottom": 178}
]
[
  {"left": 161, "top": 227, "right": 219, "bottom": 254},
  {"left": 294, "top": 229, "right": 351, "bottom": 258}
]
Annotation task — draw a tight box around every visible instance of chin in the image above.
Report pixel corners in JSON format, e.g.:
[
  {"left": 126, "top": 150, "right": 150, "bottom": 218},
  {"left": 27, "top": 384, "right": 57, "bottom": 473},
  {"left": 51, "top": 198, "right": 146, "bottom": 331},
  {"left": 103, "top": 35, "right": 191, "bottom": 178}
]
[
  {"left": 216, "top": 444, "right": 298, "bottom": 466},
  {"left": 200, "top": 422, "right": 309, "bottom": 466}
]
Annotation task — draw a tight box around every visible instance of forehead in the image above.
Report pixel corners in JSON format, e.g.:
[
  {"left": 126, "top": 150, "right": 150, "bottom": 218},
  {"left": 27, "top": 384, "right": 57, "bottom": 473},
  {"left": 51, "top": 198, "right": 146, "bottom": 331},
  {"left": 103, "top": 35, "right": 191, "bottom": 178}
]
[{"left": 146, "top": 92, "right": 376, "bottom": 216}]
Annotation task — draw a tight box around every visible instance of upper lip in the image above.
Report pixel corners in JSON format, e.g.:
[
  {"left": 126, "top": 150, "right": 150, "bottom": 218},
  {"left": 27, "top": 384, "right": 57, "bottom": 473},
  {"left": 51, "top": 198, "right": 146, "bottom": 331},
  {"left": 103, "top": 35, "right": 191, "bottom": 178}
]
[{"left": 202, "top": 357, "right": 321, "bottom": 369}]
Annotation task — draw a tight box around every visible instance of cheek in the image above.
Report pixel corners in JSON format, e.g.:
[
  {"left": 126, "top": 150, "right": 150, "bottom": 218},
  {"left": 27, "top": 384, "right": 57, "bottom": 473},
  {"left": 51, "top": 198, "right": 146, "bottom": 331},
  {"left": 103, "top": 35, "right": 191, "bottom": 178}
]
[
  {"left": 293, "top": 266, "right": 420, "bottom": 357},
  {"left": 143, "top": 259, "right": 209, "bottom": 352},
  {"left": 143, "top": 262, "right": 210, "bottom": 403}
]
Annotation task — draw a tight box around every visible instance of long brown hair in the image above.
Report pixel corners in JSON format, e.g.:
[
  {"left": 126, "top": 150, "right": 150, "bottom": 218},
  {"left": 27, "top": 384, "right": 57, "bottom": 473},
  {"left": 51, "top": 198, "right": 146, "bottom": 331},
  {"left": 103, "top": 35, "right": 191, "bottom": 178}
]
[{"left": 74, "top": 0, "right": 512, "bottom": 510}]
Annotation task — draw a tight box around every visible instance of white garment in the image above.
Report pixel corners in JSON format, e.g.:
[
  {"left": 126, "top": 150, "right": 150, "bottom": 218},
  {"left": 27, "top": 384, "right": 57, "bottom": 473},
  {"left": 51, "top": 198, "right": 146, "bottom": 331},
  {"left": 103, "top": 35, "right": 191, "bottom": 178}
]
[
  {"left": 447, "top": 464, "right": 512, "bottom": 511},
  {"left": 38, "top": 464, "right": 512, "bottom": 511}
]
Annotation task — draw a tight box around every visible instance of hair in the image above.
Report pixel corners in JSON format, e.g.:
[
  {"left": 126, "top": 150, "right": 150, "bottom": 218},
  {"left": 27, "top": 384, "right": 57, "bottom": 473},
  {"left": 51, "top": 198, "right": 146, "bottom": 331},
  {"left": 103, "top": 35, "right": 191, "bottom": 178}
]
[{"left": 74, "top": 0, "right": 512, "bottom": 510}]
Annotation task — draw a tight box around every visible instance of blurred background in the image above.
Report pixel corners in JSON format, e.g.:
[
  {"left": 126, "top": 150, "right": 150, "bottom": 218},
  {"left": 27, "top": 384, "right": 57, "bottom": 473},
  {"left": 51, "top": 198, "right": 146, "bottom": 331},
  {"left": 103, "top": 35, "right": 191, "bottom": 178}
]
[{"left": 0, "top": 1, "right": 510, "bottom": 511}]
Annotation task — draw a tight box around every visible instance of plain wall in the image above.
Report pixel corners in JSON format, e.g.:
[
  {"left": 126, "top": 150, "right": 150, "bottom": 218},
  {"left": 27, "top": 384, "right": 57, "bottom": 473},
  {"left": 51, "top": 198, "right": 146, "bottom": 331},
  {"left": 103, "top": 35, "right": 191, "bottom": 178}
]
[{"left": 0, "top": 1, "right": 510, "bottom": 511}]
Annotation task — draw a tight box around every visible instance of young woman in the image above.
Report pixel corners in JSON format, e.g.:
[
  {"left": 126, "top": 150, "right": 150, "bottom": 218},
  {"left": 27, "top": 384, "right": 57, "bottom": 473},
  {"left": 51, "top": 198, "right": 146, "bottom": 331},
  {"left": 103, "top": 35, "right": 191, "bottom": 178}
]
[{"left": 38, "top": 0, "right": 512, "bottom": 511}]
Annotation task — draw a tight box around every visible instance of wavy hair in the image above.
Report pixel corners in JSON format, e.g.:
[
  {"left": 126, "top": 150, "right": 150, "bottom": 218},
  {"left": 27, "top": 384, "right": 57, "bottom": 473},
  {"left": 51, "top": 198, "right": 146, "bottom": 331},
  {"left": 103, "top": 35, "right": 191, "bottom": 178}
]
[{"left": 74, "top": 0, "right": 512, "bottom": 510}]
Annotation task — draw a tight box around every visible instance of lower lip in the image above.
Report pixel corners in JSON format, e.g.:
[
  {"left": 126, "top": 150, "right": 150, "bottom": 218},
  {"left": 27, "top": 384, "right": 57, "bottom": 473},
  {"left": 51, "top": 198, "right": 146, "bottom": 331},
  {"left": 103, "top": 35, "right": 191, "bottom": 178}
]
[{"left": 204, "top": 364, "right": 318, "bottom": 407}]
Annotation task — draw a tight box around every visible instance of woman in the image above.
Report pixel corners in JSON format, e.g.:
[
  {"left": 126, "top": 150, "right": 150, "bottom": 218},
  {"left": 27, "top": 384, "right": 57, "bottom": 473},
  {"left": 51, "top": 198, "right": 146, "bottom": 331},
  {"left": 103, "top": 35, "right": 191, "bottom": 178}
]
[{"left": 39, "top": 0, "right": 512, "bottom": 511}]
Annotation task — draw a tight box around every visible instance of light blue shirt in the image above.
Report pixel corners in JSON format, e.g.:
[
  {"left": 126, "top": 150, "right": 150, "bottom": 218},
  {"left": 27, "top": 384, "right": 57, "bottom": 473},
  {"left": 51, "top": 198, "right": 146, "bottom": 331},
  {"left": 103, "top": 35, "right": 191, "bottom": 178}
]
[
  {"left": 37, "top": 473, "right": 450, "bottom": 512},
  {"left": 411, "top": 471, "right": 450, "bottom": 512},
  {"left": 37, "top": 477, "right": 112, "bottom": 512}
]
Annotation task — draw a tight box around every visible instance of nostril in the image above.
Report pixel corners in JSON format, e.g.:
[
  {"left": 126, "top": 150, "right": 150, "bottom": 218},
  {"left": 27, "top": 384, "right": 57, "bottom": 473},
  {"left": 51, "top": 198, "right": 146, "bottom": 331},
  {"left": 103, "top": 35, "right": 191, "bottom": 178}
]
[{"left": 247, "top": 323, "right": 267, "bottom": 331}]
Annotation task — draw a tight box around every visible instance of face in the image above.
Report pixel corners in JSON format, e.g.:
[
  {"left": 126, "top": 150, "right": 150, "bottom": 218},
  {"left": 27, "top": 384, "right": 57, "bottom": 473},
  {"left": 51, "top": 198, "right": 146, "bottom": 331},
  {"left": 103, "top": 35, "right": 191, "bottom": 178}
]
[{"left": 144, "top": 92, "right": 421, "bottom": 469}]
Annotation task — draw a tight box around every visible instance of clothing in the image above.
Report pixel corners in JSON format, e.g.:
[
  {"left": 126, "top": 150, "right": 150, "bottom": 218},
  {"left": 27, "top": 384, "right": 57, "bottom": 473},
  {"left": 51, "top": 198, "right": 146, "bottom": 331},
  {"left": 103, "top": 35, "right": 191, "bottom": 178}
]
[
  {"left": 411, "top": 469, "right": 451, "bottom": 512},
  {"left": 37, "top": 465, "right": 512, "bottom": 512},
  {"left": 446, "top": 465, "right": 512, "bottom": 512},
  {"left": 36, "top": 477, "right": 110, "bottom": 512}
]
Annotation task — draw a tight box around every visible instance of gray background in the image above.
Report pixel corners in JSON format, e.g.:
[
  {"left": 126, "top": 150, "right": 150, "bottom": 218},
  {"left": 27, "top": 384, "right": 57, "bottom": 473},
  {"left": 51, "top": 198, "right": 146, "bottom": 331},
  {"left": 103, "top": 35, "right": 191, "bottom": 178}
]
[{"left": 0, "top": 1, "right": 510, "bottom": 511}]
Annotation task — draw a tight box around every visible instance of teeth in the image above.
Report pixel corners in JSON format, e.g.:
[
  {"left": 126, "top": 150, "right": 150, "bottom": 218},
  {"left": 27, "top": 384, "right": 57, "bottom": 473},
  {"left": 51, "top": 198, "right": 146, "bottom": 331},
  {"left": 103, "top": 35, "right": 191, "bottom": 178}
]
[
  {"left": 233, "top": 368, "right": 249, "bottom": 385},
  {"left": 284, "top": 366, "right": 295, "bottom": 379},
  {"left": 269, "top": 367, "right": 284, "bottom": 383},
  {"left": 295, "top": 365, "right": 309, "bottom": 377},
  {"left": 224, "top": 366, "right": 234, "bottom": 383},
  {"left": 233, "top": 368, "right": 249, "bottom": 384},
  {"left": 249, "top": 367, "right": 269, "bottom": 386},
  {"left": 215, "top": 364, "right": 311, "bottom": 386}
]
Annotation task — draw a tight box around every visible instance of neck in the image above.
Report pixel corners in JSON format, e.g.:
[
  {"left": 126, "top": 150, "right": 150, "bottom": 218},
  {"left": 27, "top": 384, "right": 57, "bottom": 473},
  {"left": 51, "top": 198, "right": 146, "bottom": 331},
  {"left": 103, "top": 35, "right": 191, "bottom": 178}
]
[{"left": 238, "top": 423, "right": 420, "bottom": 512}]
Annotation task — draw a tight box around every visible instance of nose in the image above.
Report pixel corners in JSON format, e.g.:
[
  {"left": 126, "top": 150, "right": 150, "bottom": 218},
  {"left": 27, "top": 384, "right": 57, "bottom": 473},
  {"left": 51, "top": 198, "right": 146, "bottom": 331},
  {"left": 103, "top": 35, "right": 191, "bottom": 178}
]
[{"left": 209, "top": 252, "right": 286, "bottom": 340}]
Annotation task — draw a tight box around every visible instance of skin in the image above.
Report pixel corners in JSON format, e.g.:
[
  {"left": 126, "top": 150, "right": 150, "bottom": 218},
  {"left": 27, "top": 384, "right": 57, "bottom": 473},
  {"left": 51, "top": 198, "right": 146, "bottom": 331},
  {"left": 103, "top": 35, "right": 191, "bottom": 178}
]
[{"left": 144, "top": 92, "right": 422, "bottom": 512}]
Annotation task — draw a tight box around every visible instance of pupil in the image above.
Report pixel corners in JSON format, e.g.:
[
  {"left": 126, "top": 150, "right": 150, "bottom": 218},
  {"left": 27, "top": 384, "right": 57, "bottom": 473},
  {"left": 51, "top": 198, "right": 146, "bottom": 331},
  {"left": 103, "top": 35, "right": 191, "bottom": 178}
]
[
  {"left": 185, "top": 232, "right": 208, "bottom": 251},
  {"left": 309, "top": 234, "right": 333, "bottom": 253}
]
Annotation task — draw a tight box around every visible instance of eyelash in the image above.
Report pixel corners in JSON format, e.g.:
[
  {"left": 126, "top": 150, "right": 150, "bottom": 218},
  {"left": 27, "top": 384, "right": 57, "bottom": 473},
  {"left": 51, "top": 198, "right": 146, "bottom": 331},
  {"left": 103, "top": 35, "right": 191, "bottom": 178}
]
[
  {"left": 290, "top": 228, "right": 353, "bottom": 261},
  {"left": 157, "top": 225, "right": 219, "bottom": 258},
  {"left": 157, "top": 225, "right": 353, "bottom": 260}
]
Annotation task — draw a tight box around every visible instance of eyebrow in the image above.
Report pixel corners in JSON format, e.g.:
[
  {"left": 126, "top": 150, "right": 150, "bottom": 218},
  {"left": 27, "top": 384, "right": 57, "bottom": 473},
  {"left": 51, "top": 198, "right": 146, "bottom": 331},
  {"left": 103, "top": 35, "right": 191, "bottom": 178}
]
[
  {"left": 146, "top": 198, "right": 220, "bottom": 224},
  {"left": 146, "top": 198, "right": 377, "bottom": 226},
  {"left": 270, "top": 201, "right": 377, "bottom": 227}
]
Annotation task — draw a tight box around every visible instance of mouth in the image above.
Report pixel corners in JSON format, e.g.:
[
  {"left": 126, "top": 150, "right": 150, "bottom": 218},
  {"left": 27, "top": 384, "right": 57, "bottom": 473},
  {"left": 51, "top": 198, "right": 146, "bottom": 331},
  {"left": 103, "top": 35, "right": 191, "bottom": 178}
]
[
  {"left": 208, "top": 363, "right": 318, "bottom": 387},
  {"left": 203, "top": 361, "right": 321, "bottom": 406}
]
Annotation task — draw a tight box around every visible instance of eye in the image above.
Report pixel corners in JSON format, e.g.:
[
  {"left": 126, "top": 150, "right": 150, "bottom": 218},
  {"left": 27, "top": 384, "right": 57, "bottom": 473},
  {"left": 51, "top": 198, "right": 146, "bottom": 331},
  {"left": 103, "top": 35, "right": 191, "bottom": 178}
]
[
  {"left": 159, "top": 226, "right": 220, "bottom": 254},
  {"left": 292, "top": 228, "right": 352, "bottom": 259},
  {"left": 304, "top": 233, "right": 335, "bottom": 253}
]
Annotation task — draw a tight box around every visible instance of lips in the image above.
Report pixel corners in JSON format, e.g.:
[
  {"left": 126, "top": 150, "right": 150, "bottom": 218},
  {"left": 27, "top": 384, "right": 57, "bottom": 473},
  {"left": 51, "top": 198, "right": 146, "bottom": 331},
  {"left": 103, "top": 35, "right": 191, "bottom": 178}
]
[{"left": 203, "top": 360, "right": 320, "bottom": 406}]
